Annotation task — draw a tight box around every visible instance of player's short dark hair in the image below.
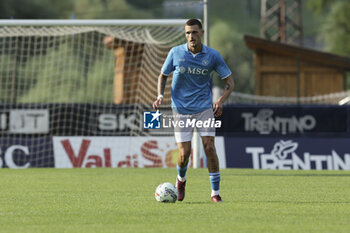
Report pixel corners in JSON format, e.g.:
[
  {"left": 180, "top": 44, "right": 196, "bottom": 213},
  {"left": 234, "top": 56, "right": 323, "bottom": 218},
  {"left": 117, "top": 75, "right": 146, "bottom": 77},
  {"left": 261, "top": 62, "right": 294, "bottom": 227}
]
[{"left": 185, "top": 18, "right": 202, "bottom": 29}]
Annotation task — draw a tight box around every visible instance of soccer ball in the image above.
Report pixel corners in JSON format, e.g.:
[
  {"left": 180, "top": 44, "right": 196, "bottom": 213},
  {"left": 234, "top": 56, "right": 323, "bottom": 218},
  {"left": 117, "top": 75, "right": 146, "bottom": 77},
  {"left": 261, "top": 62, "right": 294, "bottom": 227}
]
[{"left": 155, "top": 182, "right": 178, "bottom": 203}]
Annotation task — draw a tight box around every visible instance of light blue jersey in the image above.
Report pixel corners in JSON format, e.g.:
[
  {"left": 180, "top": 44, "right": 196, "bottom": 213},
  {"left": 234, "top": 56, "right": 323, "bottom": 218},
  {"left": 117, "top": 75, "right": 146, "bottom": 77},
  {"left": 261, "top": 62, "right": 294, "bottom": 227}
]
[{"left": 161, "top": 43, "right": 232, "bottom": 114}]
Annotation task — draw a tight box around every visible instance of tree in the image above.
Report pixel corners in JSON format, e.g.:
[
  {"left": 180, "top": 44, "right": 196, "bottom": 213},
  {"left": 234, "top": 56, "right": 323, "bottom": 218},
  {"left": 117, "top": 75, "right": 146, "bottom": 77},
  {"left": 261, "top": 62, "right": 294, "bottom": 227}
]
[
  {"left": 307, "top": 0, "right": 350, "bottom": 56},
  {"left": 0, "top": 0, "right": 156, "bottom": 20},
  {"left": 0, "top": 0, "right": 73, "bottom": 19},
  {"left": 307, "top": 0, "right": 334, "bottom": 14},
  {"left": 18, "top": 37, "right": 115, "bottom": 103},
  {"left": 71, "top": 0, "right": 154, "bottom": 19},
  {"left": 126, "top": 0, "right": 164, "bottom": 10}
]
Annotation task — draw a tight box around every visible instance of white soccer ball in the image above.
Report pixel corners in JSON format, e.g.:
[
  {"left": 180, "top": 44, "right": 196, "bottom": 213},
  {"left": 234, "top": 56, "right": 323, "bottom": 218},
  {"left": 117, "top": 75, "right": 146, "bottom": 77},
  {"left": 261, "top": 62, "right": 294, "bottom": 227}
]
[{"left": 155, "top": 182, "right": 178, "bottom": 203}]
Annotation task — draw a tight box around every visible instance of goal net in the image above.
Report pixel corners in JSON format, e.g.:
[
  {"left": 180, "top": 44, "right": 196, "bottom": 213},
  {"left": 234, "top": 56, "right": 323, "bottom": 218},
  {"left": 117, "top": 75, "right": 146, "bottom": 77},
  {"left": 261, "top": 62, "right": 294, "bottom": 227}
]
[
  {"left": 0, "top": 20, "right": 187, "bottom": 168},
  {"left": 225, "top": 90, "right": 350, "bottom": 105}
]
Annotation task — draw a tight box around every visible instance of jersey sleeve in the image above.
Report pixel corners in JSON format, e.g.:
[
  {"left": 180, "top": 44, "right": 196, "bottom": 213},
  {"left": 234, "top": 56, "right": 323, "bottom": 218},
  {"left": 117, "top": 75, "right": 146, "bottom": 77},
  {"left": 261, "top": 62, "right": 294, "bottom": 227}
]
[
  {"left": 161, "top": 48, "right": 175, "bottom": 75},
  {"left": 214, "top": 52, "right": 232, "bottom": 79}
]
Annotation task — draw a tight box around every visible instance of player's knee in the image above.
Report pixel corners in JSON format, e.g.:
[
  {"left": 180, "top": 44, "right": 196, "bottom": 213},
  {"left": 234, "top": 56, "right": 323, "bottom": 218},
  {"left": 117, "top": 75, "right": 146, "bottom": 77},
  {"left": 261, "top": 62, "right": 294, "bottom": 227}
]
[
  {"left": 204, "top": 144, "right": 216, "bottom": 157},
  {"left": 179, "top": 147, "right": 191, "bottom": 158}
]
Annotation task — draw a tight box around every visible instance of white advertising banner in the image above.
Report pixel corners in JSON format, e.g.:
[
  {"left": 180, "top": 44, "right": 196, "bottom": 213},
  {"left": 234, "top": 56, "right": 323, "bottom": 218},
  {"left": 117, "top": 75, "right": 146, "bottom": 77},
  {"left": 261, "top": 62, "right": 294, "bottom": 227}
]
[
  {"left": 53, "top": 136, "right": 226, "bottom": 168},
  {"left": 9, "top": 109, "right": 49, "bottom": 134}
]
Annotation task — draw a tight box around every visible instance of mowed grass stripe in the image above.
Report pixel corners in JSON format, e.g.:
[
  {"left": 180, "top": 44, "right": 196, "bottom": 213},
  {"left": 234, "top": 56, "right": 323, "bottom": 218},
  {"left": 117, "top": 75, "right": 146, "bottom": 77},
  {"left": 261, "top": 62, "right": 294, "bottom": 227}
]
[{"left": 0, "top": 168, "right": 349, "bottom": 233}]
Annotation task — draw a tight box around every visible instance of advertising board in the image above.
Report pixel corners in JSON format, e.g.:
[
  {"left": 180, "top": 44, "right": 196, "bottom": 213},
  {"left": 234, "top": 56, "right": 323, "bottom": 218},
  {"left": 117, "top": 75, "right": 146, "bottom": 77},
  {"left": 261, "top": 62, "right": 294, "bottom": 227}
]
[{"left": 53, "top": 136, "right": 226, "bottom": 168}]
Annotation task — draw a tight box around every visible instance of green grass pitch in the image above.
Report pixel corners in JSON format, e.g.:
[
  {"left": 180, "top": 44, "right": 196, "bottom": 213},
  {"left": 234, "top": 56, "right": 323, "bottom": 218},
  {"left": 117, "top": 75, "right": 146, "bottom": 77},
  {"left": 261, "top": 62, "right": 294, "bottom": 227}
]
[{"left": 0, "top": 168, "right": 350, "bottom": 233}]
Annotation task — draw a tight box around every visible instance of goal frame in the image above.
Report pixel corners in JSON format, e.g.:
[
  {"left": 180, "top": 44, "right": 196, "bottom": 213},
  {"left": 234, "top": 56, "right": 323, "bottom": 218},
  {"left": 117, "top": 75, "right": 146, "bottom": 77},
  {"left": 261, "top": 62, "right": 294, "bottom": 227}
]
[
  {"left": 0, "top": 19, "right": 188, "bottom": 27},
  {"left": 0, "top": 19, "right": 204, "bottom": 169}
]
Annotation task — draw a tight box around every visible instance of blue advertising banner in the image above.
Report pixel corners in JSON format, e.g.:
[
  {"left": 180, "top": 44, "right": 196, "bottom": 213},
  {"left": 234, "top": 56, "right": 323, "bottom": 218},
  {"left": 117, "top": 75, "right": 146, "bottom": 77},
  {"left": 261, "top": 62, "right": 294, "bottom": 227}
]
[
  {"left": 217, "top": 105, "right": 348, "bottom": 136},
  {"left": 225, "top": 137, "right": 350, "bottom": 170},
  {"left": 0, "top": 137, "right": 53, "bottom": 168},
  {"left": 0, "top": 103, "right": 349, "bottom": 136}
]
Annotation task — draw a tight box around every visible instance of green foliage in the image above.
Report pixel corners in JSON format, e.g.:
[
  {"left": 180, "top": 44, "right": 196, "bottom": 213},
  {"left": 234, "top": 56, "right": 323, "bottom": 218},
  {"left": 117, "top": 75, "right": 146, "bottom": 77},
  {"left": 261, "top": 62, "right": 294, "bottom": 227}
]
[
  {"left": 319, "top": 1, "right": 350, "bottom": 56},
  {"left": 0, "top": 54, "right": 35, "bottom": 103},
  {"left": 126, "top": 0, "right": 164, "bottom": 10},
  {"left": 0, "top": 0, "right": 334, "bottom": 99},
  {"left": 307, "top": 0, "right": 350, "bottom": 57},
  {"left": 18, "top": 43, "right": 83, "bottom": 103},
  {"left": 72, "top": 0, "right": 154, "bottom": 19},
  {"left": 0, "top": 0, "right": 156, "bottom": 19},
  {"left": 208, "top": 0, "right": 259, "bottom": 93},
  {"left": 0, "top": 55, "right": 16, "bottom": 102},
  {"left": 307, "top": 0, "right": 335, "bottom": 14},
  {"left": 75, "top": 51, "right": 115, "bottom": 103},
  {"left": 209, "top": 0, "right": 260, "bottom": 36},
  {"left": 0, "top": 0, "right": 73, "bottom": 19},
  {"left": 17, "top": 39, "right": 115, "bottom": 103},
  {"left": 210, "top": 21, "right": 254, "bottom": 93}
]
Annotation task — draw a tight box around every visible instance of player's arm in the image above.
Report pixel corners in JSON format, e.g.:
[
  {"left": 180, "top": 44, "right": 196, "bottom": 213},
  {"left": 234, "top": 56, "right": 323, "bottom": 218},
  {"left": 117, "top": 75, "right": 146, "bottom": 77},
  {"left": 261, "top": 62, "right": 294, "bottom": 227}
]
[
  {"left": 153, "top": 47, "right": 174, "bottom": 110},
  {"left": 152, "top": 73, "right": 168, "bottom": 110},
  {"left": 213, "top": 75, "right": 234, "bottom": 117}
]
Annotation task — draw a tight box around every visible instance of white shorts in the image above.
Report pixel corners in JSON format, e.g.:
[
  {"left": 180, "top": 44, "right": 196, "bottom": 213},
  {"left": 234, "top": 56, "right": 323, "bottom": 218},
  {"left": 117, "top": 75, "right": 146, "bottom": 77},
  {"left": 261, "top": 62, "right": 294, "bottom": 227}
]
[{"left": 173, "top": 108, "right": 216, "bottom": 143}]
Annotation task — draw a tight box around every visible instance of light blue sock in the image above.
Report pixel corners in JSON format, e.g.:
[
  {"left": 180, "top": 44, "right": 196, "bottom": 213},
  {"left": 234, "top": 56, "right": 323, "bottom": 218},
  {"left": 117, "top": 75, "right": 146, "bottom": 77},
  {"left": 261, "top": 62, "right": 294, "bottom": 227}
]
[
  {"left": 177, "top": 164, "right": 187, "bottom": 179},
  {"left": 209, "top": 172, "right": 220, "bottom": 191}
]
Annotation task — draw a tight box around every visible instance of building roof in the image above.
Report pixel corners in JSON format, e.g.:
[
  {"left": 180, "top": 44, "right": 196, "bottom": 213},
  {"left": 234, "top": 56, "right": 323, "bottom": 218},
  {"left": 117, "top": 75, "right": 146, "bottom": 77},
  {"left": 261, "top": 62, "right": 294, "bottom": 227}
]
[{"left": 244, "top": 35, "right": 350, "bottom": 70}]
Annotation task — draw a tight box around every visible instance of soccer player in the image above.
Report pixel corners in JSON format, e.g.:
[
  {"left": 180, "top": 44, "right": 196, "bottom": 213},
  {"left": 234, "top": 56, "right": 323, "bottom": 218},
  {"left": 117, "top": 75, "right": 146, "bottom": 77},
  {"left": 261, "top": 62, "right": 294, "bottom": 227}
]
[{"left": 152, "top": 18, "right": 234, "bottom": 203}]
